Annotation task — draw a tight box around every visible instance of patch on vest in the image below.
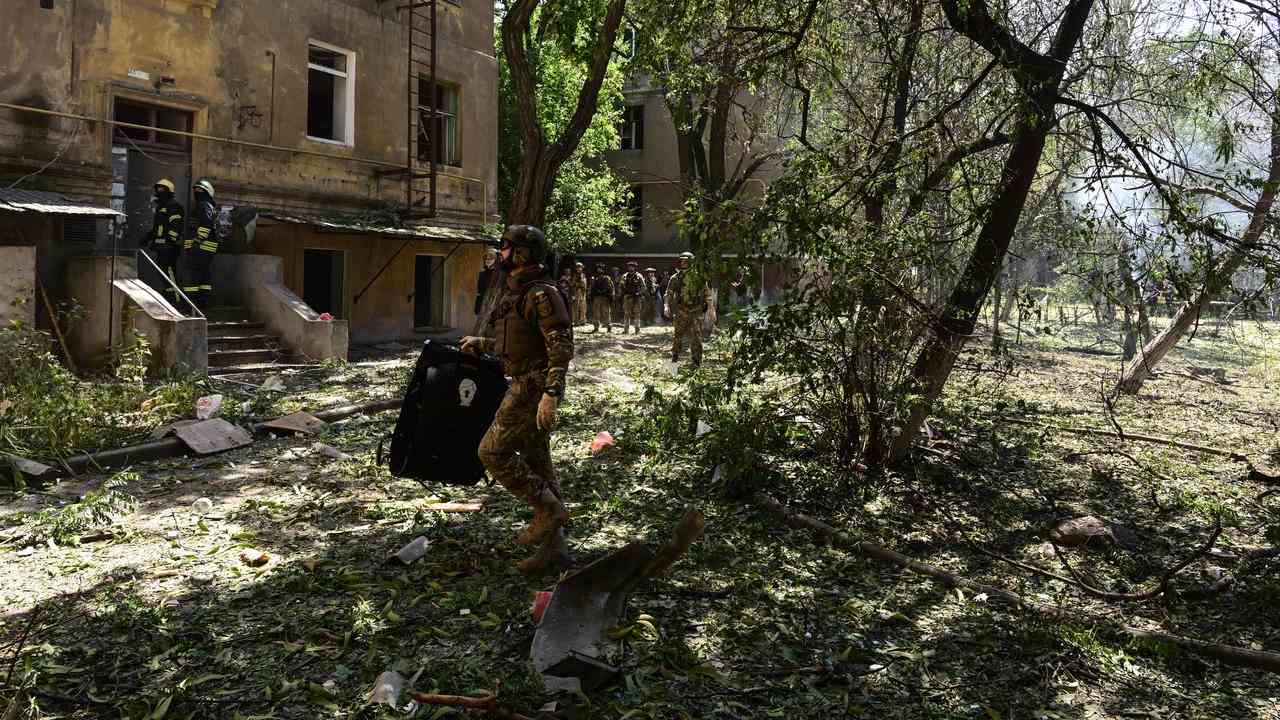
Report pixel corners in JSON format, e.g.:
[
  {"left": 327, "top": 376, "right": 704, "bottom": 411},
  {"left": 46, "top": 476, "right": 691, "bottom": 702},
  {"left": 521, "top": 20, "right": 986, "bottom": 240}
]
[
  {"left": 458, "top": 378, "right": 478, "bottom": 407},
  {"left": 532, "top": 288, "right": 555, "bottom": 317}
]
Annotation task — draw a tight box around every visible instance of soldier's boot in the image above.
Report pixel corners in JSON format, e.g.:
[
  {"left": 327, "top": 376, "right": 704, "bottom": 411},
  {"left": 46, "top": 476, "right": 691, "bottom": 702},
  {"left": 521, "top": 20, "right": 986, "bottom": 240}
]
[
  {"left": 518, "top": 528, "right": 572, "bottom": 575},
  {"left": 517, "top": 488, "right": 568, "bottom": 547}
]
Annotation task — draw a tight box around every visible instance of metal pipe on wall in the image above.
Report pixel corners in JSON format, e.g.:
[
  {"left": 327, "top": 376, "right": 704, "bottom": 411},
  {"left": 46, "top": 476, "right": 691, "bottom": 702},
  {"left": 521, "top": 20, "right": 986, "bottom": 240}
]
[{"left": 0, "top": 101, "right": 488, "bottom": 220}]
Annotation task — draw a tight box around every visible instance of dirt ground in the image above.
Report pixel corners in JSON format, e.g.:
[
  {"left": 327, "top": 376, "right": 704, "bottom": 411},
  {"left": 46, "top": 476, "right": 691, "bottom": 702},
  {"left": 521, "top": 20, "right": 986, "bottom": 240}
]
[{"left": 1, "top": 316, "right": 1279, "bottom": 719}]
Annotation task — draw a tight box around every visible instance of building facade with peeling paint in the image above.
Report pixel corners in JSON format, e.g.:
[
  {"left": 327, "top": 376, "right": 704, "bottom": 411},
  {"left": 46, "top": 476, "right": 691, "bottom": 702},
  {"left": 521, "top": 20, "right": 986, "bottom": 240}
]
[{"left": 0, "top": 0, "right": 498, "bottom": 352}]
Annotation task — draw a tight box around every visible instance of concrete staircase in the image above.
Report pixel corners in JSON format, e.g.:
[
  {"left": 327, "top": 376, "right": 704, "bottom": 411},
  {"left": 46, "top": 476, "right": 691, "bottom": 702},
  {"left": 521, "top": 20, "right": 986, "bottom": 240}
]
[{"left": 206, "top": 306, "right": 284, "bottom": 370}]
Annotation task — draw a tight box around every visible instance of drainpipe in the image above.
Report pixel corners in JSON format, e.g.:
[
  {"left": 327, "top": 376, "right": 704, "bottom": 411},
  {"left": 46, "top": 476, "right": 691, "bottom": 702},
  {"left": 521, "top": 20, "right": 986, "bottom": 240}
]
[{"left": 265, "top": 49, "right": 277, "bottom": 144}]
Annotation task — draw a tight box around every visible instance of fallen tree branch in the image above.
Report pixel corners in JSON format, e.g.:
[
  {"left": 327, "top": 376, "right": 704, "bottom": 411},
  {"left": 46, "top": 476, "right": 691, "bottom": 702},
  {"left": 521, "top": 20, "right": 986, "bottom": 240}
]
[
  {"left": 1003, "top": 418, "right": 1248, "bottom": 460},
  {"left": 407, "top": 692, "right": 533, "bottom": 720},
  {"left": 754, "top": 493, "right": 1280, "bottom": 674},
  {"left": 1049, "top": 516, "right": 1221, "bottom": 602}
]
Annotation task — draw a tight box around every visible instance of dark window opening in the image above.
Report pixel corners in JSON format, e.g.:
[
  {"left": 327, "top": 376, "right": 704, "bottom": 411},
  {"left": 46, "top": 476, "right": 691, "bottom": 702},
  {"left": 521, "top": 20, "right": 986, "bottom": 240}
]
[
  {"left": 307, "top": 43, "right": 352, "bottom": 143},
  {"left": 303, "top": 249, "right": 345, "bottom": 318},
  {"left": 112, "top": 100, "right": 192, "bottom": 150},
  {"left": 414, "top": 255, "right": 447, "bottom": 328},
  {"left": 619, "top": 104, "right": 644, "bottom": 150},
  {"left": 308, "top": 70, "right": 337, "bottom": 140},
  {"left": 62, "top": 218, "right": 98, "bottom": 246},
  {"left": 417, "top": 79, "right": 460, "bottom": 166}
]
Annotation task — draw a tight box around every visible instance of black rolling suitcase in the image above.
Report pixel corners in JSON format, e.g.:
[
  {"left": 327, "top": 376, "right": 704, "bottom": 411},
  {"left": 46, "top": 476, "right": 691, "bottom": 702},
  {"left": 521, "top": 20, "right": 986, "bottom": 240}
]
[{"left": 386, "top": 340, "right": 508, "bottom": 486}]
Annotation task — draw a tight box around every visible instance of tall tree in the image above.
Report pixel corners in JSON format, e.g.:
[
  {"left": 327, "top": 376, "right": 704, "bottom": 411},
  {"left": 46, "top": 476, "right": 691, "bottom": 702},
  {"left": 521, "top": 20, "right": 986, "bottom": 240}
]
[
  {"left": 1102, "top": 0, "right": 1280, "bottom": 393},
  {"left": 476, "top": 0, "right": 629, "bottom": 332},
  {"left": 501, "top": 0, "right": 628, "bottom": 227}
]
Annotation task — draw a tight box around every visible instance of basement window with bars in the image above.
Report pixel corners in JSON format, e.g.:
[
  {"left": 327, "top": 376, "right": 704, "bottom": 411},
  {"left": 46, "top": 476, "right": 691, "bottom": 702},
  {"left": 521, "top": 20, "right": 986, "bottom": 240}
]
[
  {"left": 417, "top": 80, "right": 460, "bottom": 167},
  {"left": 619, "top": 104, "right": 644, "bottom": 150},
  {"left": 307, "top": 42, "right": 355, "bottom": 145}
]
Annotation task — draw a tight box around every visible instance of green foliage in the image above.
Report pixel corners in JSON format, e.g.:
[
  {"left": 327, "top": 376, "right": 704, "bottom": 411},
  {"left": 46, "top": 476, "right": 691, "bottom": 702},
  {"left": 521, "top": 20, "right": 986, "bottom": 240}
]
[
  {"left": 0, "top": 323, "right": 203, "bottom": 461},
  {"left": 496, "top": 5, "right": 631, "bottom": 250},
  {"left": 26, "top": 470, "right": 138, "bottom": 546}
]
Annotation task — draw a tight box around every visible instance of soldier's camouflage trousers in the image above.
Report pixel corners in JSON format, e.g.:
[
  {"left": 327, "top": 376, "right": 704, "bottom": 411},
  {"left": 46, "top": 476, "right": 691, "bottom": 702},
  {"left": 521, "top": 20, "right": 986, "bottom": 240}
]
[
  {"left": 478, "top": 374, "right": 562, "bottom": 503},
  {"left": 592, "top": 296, "right": 612, "bottom": 331},
  {"left": 622, "top": 296, "right": 644, "bottom": 333},
  {"left": 573, "top": 291, "right": 588, "bottom": 324},
  {"left": 671, "top": 310, "right": 702, "bottom": 365}
]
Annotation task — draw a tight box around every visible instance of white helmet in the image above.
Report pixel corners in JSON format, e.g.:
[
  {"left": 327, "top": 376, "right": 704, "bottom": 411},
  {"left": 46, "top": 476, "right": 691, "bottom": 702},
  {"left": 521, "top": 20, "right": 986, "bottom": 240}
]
[{"left": 194, "top": 179, "right": 215, "bottom": 198}]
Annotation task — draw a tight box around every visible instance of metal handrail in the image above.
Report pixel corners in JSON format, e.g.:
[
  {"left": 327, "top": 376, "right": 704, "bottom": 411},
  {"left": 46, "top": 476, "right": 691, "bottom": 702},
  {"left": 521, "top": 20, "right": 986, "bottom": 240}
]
[{"left": 136, "top": 248, "right": 205, "bottom": 319}]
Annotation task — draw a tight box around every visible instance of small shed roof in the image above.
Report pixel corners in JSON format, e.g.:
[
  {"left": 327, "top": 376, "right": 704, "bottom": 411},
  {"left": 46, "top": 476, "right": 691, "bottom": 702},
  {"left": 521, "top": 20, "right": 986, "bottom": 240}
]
[
  {"left": 259, "top": 211, "right": 495, "bottom": 244},
  {"left": 0, "top": 189, "right": 122, "bottom": 217}
]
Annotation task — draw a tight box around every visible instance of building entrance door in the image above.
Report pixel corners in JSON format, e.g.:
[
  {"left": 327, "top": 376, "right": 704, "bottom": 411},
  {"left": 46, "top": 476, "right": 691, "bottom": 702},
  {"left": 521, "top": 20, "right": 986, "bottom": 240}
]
[{"left": 304, "top": 249, "right": 345, "bottom": 318}]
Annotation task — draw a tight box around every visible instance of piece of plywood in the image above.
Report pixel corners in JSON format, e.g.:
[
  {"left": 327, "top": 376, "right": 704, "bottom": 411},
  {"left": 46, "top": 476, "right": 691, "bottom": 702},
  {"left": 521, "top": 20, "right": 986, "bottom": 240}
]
[
  {"left": 261, "top": 411, "right": 327, "bottom": 435},
  {"left": 169, "top": 419, "right": 252, "bottom": 455}
]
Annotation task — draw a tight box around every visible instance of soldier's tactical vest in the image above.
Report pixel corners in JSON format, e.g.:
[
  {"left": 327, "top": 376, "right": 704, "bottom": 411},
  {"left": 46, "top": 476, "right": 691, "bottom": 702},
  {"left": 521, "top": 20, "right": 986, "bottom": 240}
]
[
  {"left": 493, "top": 278, "right": 570, "bottom": 379},
  {"left": 590, "top": 276, "right": 612, "bottom": 298},
  {"left": 622, "top": 272, "right": 645, "bottom": 297}
]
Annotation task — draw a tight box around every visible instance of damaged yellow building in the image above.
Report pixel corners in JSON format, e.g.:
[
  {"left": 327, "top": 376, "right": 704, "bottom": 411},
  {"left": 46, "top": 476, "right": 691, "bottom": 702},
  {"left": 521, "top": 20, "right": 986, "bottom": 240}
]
[{"left": 0, "top": 0, "right": 498, "bottom": 368}]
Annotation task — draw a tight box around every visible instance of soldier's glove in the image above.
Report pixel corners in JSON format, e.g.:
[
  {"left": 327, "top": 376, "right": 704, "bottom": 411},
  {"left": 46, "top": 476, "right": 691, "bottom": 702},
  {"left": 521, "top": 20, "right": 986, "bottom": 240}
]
[
  {"left": 459, "top": 336, "right": 487, "bottom": 355},
  {"left": 536, "top": 393, "right": 559, "bottom": 432}
]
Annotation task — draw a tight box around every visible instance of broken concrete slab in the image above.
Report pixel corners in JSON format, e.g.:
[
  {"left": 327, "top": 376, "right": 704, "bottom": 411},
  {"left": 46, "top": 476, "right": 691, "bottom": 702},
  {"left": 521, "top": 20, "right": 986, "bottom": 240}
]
[
  {"left": 168, "top": 419, "right": 253, "bottom": 456},
  {"left": 1048, "top": 515, "right": 1139, "bottom": 550},
  {"left": 3, "top": 453, "right": 58, "bottom": 486},
  {"left": 260, "top": 411, "right": 326, "bottom": 435}
]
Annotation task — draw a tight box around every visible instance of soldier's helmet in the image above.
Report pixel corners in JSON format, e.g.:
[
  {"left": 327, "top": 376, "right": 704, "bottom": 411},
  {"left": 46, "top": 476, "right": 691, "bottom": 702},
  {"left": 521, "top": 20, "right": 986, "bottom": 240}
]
[
  {"left": 645, "top": 267, "right": 657, "bottom": 273},
  {"left": 575, "top": 261, "right": 584, "bottom": 268},
  {"left": 627, "top": 260, "right": 638, "bottom": 268},
  {"left": 679, "top": 251, "right": 694, "bottom": 260},
  {"left": 501, "top": 224, "right": 548, "bottom": 264}
]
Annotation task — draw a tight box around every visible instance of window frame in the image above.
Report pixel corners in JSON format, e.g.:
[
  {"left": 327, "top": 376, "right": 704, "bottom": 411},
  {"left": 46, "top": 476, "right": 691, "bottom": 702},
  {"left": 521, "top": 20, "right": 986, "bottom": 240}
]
[
  {"left": 306, "top": 40, "right": 357, "bottom": 146},
  {"left": 619, "top": 104, "right": 644, "bottom": 151},
  {"left": 627, "top": 185, "right": 643, "bottom": 238},
  {"left": 417, "top": 79, "right": 462, "bottom": 168}
]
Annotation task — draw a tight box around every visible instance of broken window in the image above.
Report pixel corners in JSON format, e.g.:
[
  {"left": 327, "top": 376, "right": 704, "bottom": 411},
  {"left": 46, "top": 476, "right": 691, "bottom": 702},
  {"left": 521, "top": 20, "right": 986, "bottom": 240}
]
[
  {"left": 112, "top": 99, "right": 192, "bottom": 150},
  {"left": 417, "top": 80, "right": 460, "bottom": 167},
  {"left": 619, "top": 104, "right": 644, "bottom": 150},
  {"left": 308, "top": 42, "right": 355, "bottom": 144}
]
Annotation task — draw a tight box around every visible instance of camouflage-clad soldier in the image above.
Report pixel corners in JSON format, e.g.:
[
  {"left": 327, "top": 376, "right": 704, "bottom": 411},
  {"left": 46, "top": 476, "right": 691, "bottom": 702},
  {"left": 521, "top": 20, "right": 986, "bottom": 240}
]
[
  {"left": 664, "top": 251, "right": 710, "bottom": 368},
  {"left": 610, "top": 266, "right": 625, "bottom": 325},
  {"left": 619, "top": 260, "right": 650, "bottom": 334},
  {"left": 589, "top": 263, "right": 615, "bottom": 333},
  {"left": 460, "top": 225, "right": 573, "bottom": 573},
  {"left": 569, "top": 261, "right": 589, "bottom": 325},
  {"left": 644, "top": 267, "right": 661, "bottom": 324}
]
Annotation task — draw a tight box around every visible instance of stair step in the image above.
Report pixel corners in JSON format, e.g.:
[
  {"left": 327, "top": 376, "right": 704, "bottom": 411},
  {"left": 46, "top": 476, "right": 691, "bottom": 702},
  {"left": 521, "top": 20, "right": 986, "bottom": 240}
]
[
  {"left": 204, "top": 306, "right": 251, "bottom": 323},
  {"left": 208, "top": 348, "right": 280, "bottom": 368},
  {"left": 208, "top": 320, "right": 266, "bottom": 336},
  {"left": 208, "top": 334, "right": 280, "bottom": 350}
]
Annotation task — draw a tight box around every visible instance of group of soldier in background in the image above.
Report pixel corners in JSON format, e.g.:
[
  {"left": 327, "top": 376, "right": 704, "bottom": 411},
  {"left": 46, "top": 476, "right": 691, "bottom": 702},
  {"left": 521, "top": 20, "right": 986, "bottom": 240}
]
[
  {"left": 561, "top": 259, "right": 665, "bottom": 335},
  {"left": 558, "top": 252, "right": 709, "bottom": 368}
]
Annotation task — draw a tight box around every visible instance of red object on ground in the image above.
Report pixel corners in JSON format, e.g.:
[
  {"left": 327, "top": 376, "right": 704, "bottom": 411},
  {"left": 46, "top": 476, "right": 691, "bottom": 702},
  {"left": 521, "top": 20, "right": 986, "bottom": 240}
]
[
  {"left": 531, "top": 591, "right": 552, "bottom": 624},
  {"left": 318, "top": 312, "right": 334, "bottom": 321},
  {"left": 590, "top": 431, "right": 616, "bottom": 455}
]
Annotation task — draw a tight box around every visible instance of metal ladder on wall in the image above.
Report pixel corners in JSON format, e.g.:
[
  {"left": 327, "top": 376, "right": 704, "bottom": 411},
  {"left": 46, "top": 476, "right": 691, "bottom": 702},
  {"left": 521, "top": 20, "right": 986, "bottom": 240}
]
[{"left": 379, "top": 1, "right": 438, "bottom": 219}]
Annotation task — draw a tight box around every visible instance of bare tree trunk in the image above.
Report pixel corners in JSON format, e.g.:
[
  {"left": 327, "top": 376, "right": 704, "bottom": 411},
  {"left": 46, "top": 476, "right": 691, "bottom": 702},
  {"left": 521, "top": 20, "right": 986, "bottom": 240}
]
[
  {"left": 1117, "top": 99, "right": 1280, "bottom": 394},
  {"left": 886, "top": 0, "right": 1097, "bottom": 465},
  {"left": 471, "top": 0, "right": 628, "bottom": 334},
  {"left": 991, "top": 272, "right": 1003, "bottom": 351}
]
